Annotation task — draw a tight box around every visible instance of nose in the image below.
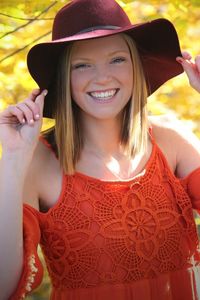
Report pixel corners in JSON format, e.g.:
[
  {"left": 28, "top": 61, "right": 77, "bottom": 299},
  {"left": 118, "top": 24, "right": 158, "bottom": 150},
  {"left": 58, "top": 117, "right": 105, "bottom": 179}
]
[{"left": 94, "top": 64, "right": 112, "bottom": 85}]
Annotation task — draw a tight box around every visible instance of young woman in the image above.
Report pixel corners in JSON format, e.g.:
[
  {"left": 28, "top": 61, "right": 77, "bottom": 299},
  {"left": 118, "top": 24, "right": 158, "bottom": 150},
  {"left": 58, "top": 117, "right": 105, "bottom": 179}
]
[{"left": 0, "top": 0, "right": 200, "bottom": 299}]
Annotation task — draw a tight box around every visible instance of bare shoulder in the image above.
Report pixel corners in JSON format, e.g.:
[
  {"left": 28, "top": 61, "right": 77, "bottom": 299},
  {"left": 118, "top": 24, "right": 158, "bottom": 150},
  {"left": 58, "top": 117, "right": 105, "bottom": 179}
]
[
  {"left": 149, "top": 114, "right": 200, "bottom": 177},
  {"left": 149, "top": 114, "right": 200, "bottom": 147},
  {"left": 149, "top": 114, "right": 178, "bottom": 135}
]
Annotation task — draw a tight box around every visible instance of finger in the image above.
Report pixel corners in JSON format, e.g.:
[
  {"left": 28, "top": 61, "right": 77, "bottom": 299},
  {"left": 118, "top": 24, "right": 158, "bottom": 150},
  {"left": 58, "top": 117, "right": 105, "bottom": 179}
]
[
  {"left": 181, "top": 51, "right": 192, "bottom": 60},
  {"left": 23, "top": 98, "right": 40, "bottom": 120},
  {"left": 16, "top": 102, "right": 35, "bottom": 125},
  {"left": 176, "top": 57, "right": 195, "bottom": 76},
  {"left": 195, "top": 55, "right": 200, "bottom": 73},
  {"left": 29, "top": 88, "right": 41, "bottom": 101},
  {"left": 35, "top": 89, "right": 48, "bottom": 116},
  {"left": 6, "top": 105, "right": 26, "bottom": 124}
]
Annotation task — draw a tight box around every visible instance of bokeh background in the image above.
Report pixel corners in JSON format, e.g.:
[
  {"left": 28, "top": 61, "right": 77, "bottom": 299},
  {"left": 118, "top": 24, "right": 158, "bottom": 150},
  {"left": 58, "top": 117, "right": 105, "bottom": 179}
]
[{"left": 0, "top": 0, "right": 200, "bottom": 299}]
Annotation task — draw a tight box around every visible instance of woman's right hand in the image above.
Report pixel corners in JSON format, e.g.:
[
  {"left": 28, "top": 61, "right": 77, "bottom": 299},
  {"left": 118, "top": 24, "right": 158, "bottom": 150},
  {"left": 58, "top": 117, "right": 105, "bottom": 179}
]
[{"left": 0, "top": 89, "right": 48, "bottom": 154}]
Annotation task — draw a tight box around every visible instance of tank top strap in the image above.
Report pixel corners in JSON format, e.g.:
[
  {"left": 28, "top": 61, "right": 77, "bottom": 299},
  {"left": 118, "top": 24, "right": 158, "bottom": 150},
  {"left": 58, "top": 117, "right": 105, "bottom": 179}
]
[
  {"left": 148, "top": 124, "right": 156, "bottom": 145},
  {"left": 148, "top": 125, "right": 175, "bottom": 175}
]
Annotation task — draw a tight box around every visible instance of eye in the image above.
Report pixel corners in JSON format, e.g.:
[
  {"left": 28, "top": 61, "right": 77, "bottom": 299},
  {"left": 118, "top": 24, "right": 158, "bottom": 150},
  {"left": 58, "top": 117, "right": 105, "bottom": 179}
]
[
  {"left": 71, "top": 63, "right": 91, "bottom": 70},
  {"left": 111, "top": 57, "right": 126, "bottom": 64}
]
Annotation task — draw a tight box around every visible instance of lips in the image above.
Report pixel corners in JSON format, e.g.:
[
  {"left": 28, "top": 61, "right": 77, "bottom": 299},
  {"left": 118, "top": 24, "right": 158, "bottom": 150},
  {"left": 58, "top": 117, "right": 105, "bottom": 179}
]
[{"left": 88, "top": 88, "right": 119, "bottom": 101}]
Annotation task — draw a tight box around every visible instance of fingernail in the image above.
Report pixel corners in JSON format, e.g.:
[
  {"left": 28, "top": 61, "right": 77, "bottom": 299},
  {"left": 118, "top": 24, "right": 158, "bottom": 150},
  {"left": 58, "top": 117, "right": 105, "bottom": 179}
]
[
  {"left": 35, "top": 114, "right": 40, "bottom": 119},
  {"left": 43, "top": 90, "right": 48, "bottom": 96},
  {"left": 30, "top": 119, "right": 34, "bottom": 124},
  {"left": 22, "top": 118, "right": 25, "bottom": 124}
]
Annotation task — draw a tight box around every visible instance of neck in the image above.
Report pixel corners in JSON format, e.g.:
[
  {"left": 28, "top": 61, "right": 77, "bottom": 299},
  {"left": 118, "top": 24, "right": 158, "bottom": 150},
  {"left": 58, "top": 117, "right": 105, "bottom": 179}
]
[{"left": 81, "top": 115, "right": 123, "bottom": 156}]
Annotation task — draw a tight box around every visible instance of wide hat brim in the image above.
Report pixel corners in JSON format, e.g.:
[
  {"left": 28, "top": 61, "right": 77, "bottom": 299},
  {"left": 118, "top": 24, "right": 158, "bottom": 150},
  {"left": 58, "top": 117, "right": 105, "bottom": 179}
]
[{"left": 27, "top": 18, "right": 183, "bottom": 118}]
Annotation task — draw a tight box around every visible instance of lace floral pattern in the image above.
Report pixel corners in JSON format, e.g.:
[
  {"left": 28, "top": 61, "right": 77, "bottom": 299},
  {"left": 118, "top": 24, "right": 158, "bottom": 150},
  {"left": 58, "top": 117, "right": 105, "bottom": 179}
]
[{"left": 39, "top": 149, "right": 200, "bottom": 290}]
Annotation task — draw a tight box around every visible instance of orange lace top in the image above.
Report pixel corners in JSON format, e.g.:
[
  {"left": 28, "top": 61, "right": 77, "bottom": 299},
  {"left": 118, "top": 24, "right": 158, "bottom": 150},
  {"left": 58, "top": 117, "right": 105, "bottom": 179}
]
[{"left": 11, "top": 134, "right": 200, "bottom": 300}]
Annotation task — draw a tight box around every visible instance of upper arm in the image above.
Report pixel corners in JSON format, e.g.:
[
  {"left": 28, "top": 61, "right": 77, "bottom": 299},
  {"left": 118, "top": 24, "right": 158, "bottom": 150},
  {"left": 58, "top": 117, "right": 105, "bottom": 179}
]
[
  {"left": 175, "top": 123, "right": 200, "bottom": 178},
  {"left": 22, "top": 143, "right": 41, "bottom": 211},
  {"left": 22, "top": 138, "right": 59, "bottom": 212}
]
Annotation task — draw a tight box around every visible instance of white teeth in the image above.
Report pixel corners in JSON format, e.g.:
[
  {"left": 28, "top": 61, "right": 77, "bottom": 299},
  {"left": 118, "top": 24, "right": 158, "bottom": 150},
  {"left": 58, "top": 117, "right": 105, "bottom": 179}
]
[{"left": 90, "top": 89, "right": 116, "bottom": 99}]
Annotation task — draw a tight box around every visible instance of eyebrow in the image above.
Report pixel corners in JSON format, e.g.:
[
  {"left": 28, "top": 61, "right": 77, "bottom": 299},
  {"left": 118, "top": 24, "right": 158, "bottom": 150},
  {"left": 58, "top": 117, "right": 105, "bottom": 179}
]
[
  {"left": 71, "top": 50, "right": 129, "bottom": 62},
  {"left": 108, "top": 50, "right": 129, "bottom": 56}
]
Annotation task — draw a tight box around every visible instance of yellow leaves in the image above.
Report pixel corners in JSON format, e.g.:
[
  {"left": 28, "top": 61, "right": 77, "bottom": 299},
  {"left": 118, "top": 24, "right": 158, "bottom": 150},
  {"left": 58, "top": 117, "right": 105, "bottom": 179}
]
[
  {"left": 116, "top": 1, "right": 126, "bottom": 7},
  {"left": 42, "top": 118, "right": 55, "bottom": 132},
  {"left": 195, "top": 216, "right": 200, "bottom": 226},
  {"left": 0, "top": 0, "right": 200, "bottom": 136},
  {"left": 178, "top": 4, "right": 188, "bottom": 13},
  {"left": 124, "top": 2, "right": 158, "bottom": 23},
  {"left": 0, "top": 100, "right": 7, "bottom": 112},
  {"left": 1, "top": 2, "right": 200, "bottom": 298},
  {"left": 14, "top": 59, "right": 26, "bottom": 70},
  {"left": 119, "top": 1, "right": 200, "bottom": 137}
]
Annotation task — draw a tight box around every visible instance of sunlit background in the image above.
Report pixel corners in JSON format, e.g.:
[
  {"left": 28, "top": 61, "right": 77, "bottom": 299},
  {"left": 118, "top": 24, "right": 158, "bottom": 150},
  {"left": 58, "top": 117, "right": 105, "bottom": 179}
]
[{"left": 0, "top": 0, "right": 200, "bottom": 299}]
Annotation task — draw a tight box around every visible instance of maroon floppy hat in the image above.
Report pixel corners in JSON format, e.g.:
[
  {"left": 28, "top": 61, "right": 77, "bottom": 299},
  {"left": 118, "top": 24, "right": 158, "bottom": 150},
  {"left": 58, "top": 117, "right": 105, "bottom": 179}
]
[{"left": 27, "top": 0, "right": 183, "bottom": 118}]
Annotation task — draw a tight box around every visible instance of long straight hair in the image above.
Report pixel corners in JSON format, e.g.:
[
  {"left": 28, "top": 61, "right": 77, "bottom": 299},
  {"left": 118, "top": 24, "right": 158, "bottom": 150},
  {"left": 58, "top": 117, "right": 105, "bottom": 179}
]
[
  {"left": 120, "top": 34, "right": 148, "bottom": 157},
  {"left": 48, "top": 33, "right": 148, "bottom": 174}
]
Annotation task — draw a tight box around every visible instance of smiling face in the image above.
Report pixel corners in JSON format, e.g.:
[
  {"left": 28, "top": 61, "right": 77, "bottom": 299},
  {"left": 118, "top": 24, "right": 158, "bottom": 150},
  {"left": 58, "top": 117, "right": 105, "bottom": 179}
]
[{"left": 70, "top": 34, "right": 133, "bottom": 121}]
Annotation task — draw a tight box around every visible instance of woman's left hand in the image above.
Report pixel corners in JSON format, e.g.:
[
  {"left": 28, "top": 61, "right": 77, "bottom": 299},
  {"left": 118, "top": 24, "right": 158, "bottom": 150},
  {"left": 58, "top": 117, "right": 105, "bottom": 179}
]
[{"left": 176, "top": 52, "right": 200, "bottom": 93}]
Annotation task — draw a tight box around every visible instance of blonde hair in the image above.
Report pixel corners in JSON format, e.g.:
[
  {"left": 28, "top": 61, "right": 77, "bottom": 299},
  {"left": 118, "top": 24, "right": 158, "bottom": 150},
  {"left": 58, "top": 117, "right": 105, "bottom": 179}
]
[
  {"left": 120, "top": 33, "right": 148, "bottom": 157},
  {"left": 51, "top": 33, "right": 148, "bottom": 174}
]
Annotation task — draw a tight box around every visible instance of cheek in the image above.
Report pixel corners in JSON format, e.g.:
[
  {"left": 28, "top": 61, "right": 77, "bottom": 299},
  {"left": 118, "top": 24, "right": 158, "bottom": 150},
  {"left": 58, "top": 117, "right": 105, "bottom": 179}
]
[
  {"left": 117, "top": 63, "right": 133, "bottom": 78},
  {"left": 70, "top": 73, "right": 83, "bottom": 100},
  {"left": 70, "top": 71, "right": 92, "bottom": 94},
  {"left": 71, "top": 72, "right": 78, "bottom": 92},
  {"left": 120, "top": 66, "right": 133, "bottom": 89}
]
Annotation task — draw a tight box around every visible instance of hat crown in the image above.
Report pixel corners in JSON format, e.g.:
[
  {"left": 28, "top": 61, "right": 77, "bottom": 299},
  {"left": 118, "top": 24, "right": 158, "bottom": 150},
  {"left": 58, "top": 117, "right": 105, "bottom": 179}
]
[{"left": 52, "top": 0, "right": 131, "bottom": 40}]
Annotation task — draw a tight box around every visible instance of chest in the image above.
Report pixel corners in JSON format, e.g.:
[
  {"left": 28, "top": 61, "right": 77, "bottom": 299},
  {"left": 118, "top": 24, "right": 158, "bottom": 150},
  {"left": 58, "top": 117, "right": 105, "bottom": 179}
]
[
  {"left": 38, "top": 141, "right": 176, "bottom": 212},
  {"left": 39, "top": 167, "right": 198, "bottom": 288}
]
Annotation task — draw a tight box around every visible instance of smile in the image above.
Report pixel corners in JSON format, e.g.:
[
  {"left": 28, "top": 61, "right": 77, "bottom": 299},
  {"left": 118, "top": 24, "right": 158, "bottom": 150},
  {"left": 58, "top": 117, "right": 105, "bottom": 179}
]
[{"left": 88, "top": 89, "right": 119, "bottom": 101}]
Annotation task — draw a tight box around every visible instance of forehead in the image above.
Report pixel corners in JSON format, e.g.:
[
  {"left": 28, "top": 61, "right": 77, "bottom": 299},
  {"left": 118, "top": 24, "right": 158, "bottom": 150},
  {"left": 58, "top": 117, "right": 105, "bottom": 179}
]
[{"left": 71, "top": 34, "right": 129, "bottom": 58}]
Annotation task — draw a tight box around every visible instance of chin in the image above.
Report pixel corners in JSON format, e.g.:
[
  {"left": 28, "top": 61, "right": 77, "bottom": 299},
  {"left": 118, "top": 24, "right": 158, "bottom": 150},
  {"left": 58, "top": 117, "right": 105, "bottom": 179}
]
[{"left": 87, "top": 110, "right": 120, "bottom": 120}]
